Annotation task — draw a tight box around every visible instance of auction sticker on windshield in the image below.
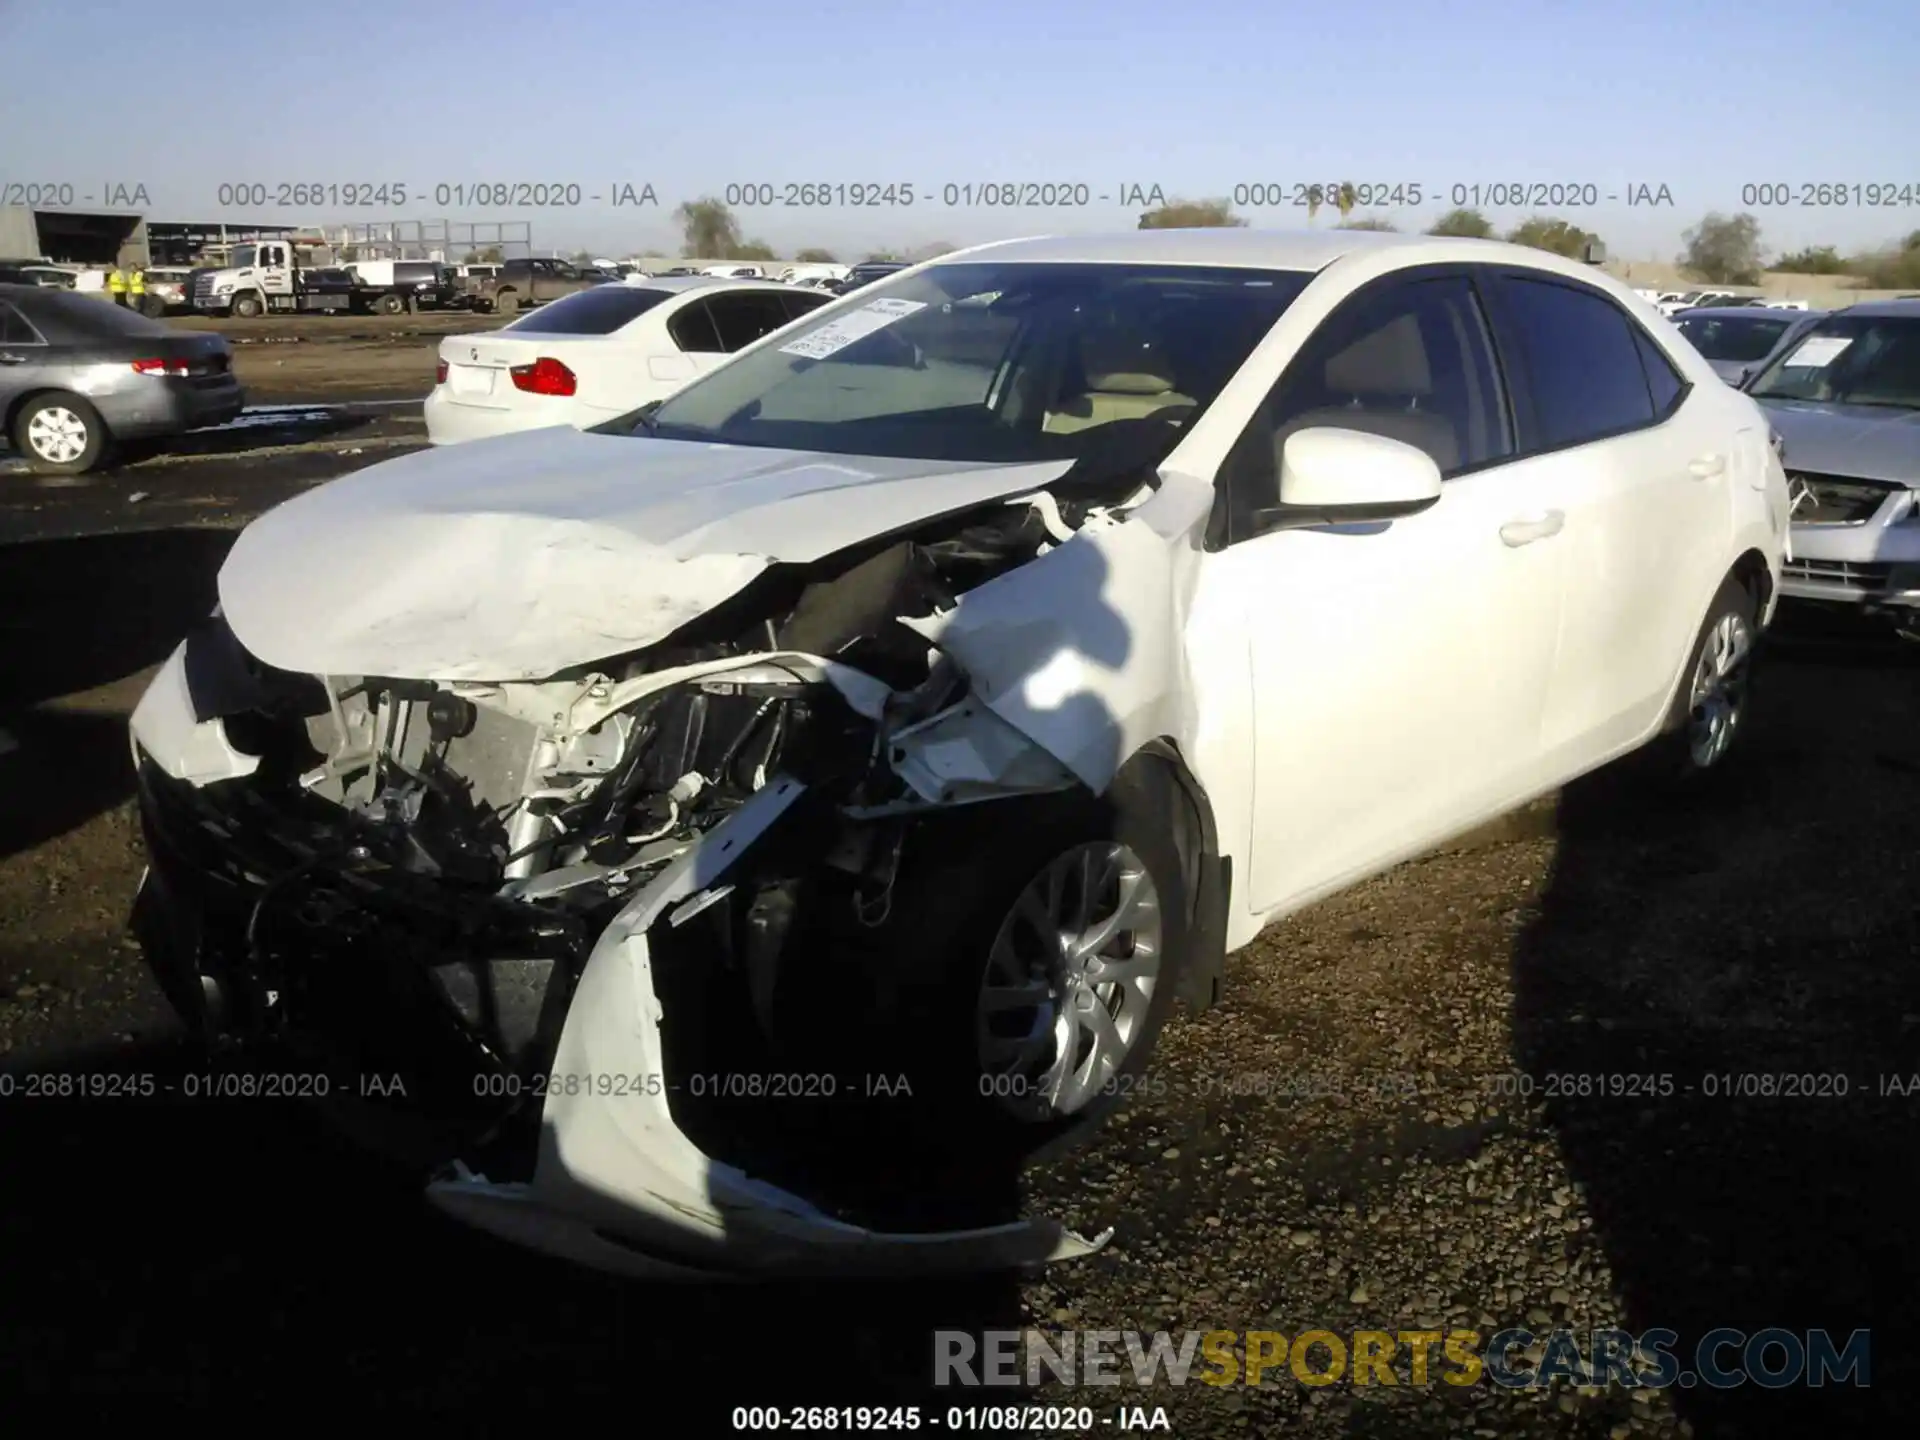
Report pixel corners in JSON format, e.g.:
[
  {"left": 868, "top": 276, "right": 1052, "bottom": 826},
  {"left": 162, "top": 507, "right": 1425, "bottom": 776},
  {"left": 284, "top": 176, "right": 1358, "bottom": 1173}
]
[
  {"left": 780, "top": 298, "right": 928, "bottom": 359},
  {"left": 1782, "top": 335, "right": 1853, "bottom": 369}
]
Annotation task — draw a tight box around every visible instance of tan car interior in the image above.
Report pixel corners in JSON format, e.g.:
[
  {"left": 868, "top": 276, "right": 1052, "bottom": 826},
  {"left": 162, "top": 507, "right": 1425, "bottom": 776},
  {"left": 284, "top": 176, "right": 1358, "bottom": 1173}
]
[
  {"left": 1268, "top": 311, "right": 1463, "bottom": 473},
  {"left": 1042, "top": 323, "right": 1197, "bottom": 433}
]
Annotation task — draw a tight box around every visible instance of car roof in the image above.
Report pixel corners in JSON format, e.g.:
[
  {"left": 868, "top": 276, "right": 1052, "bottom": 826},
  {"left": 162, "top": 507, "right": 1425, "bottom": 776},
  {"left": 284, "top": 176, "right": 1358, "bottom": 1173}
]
[
  {"left": 1677, "top": 306, "right": 1820, "bottom": 319},
  {"left": 623, "top": 275, "right": 792, "bottom": 294},
  {"left": 932, "top": 228, "right": 1596, "bottom": 275},
  {"left": 1829, "top": 298, "right": 1920, "bottom": 319}
]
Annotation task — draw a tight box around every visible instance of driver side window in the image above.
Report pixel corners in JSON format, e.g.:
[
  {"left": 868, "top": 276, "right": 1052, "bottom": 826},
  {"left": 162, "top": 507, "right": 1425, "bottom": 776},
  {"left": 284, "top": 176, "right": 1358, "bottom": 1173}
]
[{"left": 1218, "top": 274, "right": 1511, "bottom": 545}]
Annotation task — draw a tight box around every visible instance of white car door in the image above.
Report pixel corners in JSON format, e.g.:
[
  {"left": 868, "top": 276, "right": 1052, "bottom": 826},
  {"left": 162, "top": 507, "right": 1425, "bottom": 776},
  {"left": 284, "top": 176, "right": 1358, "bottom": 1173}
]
[
  {"left": 1479, "top": 270, "right": 1735, "bottom": 770},
  {"left": 1196, "top": 271, "right": 1566, "bottom": 918}
]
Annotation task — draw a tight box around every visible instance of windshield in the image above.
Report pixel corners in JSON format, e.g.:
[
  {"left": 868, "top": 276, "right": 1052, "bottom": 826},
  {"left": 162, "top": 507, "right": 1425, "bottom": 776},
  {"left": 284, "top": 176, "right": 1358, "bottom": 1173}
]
[
  {"left": 1675, "top": 313, "right": 1793, "bottom": 363},
  {"left": 640, "top": 261, "right": 1314, "bottom": 468},
  {"left": 1747, "top": 314, "right": 1920, "bottom": 408},
  {"left": 228, "top": 246, "right": 256, "bottom": 269}
]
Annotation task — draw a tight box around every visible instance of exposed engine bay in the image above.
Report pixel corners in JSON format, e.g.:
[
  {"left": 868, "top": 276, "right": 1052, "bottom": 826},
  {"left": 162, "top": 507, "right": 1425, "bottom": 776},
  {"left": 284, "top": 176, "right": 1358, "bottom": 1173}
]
[{"left": 129, "top": 468, "right": 1212, "bottom": 1275}]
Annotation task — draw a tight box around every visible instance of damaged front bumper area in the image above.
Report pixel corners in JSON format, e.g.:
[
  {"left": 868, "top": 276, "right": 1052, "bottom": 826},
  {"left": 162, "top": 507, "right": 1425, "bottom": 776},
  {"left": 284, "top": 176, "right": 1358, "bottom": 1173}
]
[{"left": 128, "top": 517, "right": 1127, "bottom": 1276}]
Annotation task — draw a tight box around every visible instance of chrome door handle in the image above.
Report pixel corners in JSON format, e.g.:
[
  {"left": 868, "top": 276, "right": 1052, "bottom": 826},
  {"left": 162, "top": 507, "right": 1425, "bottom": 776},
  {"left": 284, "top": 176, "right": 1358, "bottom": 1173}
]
[
  {"left": 1499, "top": 511, "right": 1564, "bottom": 547},
  {"left": 0, "top": 354, "right": 26, "bottom": 365},
  {"left": 1689, "top": 453, "right": 1726, "bottom": 479}
]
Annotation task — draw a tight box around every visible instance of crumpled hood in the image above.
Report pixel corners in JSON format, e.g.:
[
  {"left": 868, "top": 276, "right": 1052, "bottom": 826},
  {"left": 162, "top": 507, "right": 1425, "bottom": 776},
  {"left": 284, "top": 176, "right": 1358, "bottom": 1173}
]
[
  {"left": 218, "top": 427, "right": 1073, "bottom": 681},
  {"left": 1757, "top": 398, "right": 1920, "bottom": 487}
]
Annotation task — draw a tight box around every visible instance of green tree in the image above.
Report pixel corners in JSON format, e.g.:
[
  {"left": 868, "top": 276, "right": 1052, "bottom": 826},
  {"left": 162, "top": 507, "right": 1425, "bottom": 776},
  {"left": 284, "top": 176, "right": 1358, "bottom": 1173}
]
[
  {"left": 1335, "top": 183, "right": 1358, "bottom": 226},
  {"left": 1506, "top": 214, "right": 1601, "bottom": 258},
  {"left": 1337, "top": 215, "right": 1397, "bottom": 231},
  {"left": 1137, "top": 198, "right": 1247, "bottom": 229},
  {"left": 863, "top": 250, "right": 904, "bottom": 262},
  {"left": 907, "top": 240, "right": 957, "bottom": 262},
  {"left": 1427, "top": 207, "right": 1493, "bottom": 238},
  {"left": 478, "top": 245, "right": 503, "bottom": 263},
  {"left": 1680, "top": 212, "right": 1764, "bottom": 285},
  {"left": 795, "top": 247, "right": 838, "bottom": 263},
  {"left": 674, "top": 197, "right": 743, "bottom": 258},
  {"left": 734, "top": 239, "right": 778, "bottom": 262},
  {"left": 1845, "top": 229, "right": 1920, "bottom": 289},
  {"left": 1304, "top": 185, "right": 1324, "bottom": 228},
  {"left": 1773, "top": 245, "right": 1847, "bottom": 275}
]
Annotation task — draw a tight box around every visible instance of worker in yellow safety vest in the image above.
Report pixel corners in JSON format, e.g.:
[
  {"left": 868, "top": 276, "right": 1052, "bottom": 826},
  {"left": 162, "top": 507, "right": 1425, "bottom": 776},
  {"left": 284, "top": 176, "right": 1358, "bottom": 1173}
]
[
  {"left": 128, "top": 265, "right": 146, "bottom": 310},
  {"left": 106, "top": 266, "right": 130, "bottom": 305}
]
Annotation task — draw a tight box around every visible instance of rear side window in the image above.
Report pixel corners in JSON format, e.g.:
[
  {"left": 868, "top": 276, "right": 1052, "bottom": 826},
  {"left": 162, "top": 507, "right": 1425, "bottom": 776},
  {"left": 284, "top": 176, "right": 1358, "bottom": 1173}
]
[
  {"left": 1498, "top": 276, "right": 1656, "bottom": 449},
  {"left": 669, "top": 299, "right": 726, "bottom": 353},
  {"left": 31, "top": 289, "right": 175, "bottom": 338},
  {"left": 0, "top": 301, "right": 43, "bottom": 344},
  {"left": 705, "top": 292, "right": 801, "bottom": 350},
  {"left": 1633, "top": 328, "right": 1688, "bottom": 415},
  {"left": 779, "top": 290, "right": 833, "bottom": 323},
  {"left": 505, "top": 286, "right": 672, "bottom": 335}
]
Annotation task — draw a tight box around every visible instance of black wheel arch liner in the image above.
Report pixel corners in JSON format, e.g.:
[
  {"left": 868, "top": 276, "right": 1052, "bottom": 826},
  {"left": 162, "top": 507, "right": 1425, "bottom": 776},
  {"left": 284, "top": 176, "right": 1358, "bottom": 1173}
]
[{"left": 1125, "top": 739, "right": 1227, "bottom": 1014}]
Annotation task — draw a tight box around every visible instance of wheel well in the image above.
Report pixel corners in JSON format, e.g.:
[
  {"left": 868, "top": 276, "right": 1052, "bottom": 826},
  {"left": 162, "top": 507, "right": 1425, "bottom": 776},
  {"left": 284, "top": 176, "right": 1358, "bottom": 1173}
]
[
  {"left": 1731, "top": 547, "right": 1772, "bottom": 613},
  {"left": 3, "top": 388, "right": 61, "bottom": 438},
  {"left": 1125, "top": 740, "right": 1227, "bottom": 1011}
]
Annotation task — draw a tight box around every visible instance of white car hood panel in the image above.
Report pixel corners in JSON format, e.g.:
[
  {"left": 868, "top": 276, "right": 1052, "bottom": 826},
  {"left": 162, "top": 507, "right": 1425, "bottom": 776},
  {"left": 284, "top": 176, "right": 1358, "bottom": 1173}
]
[{"left": 217, "top": 427, "right": 1074, "bottom": 681}]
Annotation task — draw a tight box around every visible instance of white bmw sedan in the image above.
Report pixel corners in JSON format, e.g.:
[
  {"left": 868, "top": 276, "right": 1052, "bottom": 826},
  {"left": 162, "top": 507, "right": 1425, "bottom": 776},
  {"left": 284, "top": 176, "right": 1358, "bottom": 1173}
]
[
  {"left": 130, "top": 229, "right": 1786, "bottom": 1279},
  {"left": 423, "top": 276, "right": 833, "bottom": 444}
]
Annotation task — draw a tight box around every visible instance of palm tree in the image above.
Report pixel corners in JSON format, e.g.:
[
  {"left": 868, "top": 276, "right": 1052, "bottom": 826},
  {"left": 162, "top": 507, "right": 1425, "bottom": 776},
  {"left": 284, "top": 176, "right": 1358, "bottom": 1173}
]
[
  {"left": 1336, "top": 183, "right": 1358, "bottom": 227},
  {"left": 1305, "top": 185, "right": 1324, "bottom": 228}
]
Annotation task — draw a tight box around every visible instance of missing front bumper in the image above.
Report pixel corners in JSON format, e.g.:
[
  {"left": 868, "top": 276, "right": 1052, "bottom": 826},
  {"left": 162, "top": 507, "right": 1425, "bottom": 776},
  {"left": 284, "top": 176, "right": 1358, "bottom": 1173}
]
[{"left": 133, "top": 762, "right": 1115, "bottom": 1278}]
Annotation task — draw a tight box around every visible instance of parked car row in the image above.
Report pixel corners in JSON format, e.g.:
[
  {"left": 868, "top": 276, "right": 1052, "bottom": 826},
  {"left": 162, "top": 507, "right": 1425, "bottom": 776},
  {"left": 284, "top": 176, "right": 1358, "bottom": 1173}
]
[{"left": 128, "top": 229, "right": 1810, "bottom": 1281}]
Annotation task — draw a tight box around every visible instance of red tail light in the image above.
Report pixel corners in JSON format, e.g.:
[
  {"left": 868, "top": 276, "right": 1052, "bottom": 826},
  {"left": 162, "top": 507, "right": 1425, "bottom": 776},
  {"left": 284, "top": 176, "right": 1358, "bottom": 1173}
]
[
  {"left": 509, "top": 356, "right": 576, "bottom": 396},
  {"left": 131, "top": 357, "right": 188, "bottom": 377},
  {"left": 436, "top": 359, "right": 449, "bottom": 383}
]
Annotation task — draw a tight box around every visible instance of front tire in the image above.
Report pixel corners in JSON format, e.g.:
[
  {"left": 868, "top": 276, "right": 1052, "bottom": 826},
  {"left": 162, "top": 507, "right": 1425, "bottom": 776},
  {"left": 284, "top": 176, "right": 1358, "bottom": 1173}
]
[
  {"left": 491, "top": 290, "right": 517, "bottom": 316},
  {"left": 1648, "top": 575, "right": 1759, "bottom": 781},
  {"left": 822, "top": 762, "right": 1197, "bottom": 1160},
  {"left": 230, "top": 292, "right": 263, "bottom": 318},
  {"left": 14, "top": 393, "right": 110, "bottom": 474}
]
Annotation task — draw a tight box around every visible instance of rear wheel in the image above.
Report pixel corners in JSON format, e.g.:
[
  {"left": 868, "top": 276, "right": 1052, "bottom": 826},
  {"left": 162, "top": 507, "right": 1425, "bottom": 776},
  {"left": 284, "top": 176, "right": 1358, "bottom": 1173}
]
[
  {"left": 376, "top": 292, "right": 405, "bottom": 315},
  {"left": 14, "top": 393, "right": 109, "bottom": 475},
  {"left": 1643, "top": 575, "right": 1759, "bottom": 783}
]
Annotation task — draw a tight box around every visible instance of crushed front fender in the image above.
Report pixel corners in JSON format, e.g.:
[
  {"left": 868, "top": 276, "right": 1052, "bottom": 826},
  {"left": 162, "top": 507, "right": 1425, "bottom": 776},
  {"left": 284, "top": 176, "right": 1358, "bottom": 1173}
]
[{"left": 425, "top": 772, "right": 1114, "bottom": 1277}]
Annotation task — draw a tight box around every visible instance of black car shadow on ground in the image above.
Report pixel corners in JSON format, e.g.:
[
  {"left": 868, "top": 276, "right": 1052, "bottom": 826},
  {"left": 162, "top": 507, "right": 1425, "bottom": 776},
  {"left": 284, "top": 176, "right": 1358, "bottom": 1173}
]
[
  {"left": 1, "top": 528, "right": 235, "bottom": 857},
  {"left": 1510, "top": 622, "right": 1920, "bottom": 1432},
  {"left": 0, "top": 1032, "right": 1032, "bottom": 1416}
]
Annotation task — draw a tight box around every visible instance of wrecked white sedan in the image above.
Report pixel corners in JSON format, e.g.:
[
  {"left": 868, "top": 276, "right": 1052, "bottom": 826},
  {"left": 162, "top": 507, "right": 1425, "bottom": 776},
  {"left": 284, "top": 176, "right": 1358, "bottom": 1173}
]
[{"left": 127, "top": 230, "right": 1787, "bottom": 1278}]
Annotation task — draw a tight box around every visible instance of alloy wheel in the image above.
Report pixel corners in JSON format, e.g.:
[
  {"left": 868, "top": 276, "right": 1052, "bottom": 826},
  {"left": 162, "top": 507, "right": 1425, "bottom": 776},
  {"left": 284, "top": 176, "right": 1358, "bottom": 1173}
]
[
  {"left": 975, "top": 841, "right": 1163, "bottom": 1120},
  {"left": 1687, "top": 610, "right": 1752, "bottom": 769}
]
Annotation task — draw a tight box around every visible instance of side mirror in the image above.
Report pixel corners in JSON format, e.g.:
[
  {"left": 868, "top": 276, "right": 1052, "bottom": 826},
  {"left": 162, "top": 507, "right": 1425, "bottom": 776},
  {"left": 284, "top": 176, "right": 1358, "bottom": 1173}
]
[{"left": 1257, "top": 427, "right": 1444, "bottom": 530}]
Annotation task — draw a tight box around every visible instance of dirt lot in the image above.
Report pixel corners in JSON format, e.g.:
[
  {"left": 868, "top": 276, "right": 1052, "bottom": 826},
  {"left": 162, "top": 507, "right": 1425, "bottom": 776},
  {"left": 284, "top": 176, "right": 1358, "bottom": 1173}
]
[
  {"left": 169, "top": 311, "right": 499, "bottom": 401},
  {"left": 0, "top": 318, "right": 1912, "bottom": 1431}
]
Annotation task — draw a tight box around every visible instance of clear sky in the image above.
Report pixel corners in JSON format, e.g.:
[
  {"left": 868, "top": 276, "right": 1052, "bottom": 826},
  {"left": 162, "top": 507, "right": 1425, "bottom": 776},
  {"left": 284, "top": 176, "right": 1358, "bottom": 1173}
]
[{"left": 3, "top": 0, "right": 1915, "bottom": 262}]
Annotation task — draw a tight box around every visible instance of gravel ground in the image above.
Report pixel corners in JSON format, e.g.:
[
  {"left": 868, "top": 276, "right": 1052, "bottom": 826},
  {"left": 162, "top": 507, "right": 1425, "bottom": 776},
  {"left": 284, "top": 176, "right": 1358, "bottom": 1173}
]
[{"left": 1, "top": 516, "right": 1912, "bottom": 1432}]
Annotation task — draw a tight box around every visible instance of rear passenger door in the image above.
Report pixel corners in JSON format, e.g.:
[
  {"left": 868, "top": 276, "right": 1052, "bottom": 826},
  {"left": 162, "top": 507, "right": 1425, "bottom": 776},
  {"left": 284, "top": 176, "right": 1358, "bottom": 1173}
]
[
  {"left": 1478, "top": 269, "right": 1731, "bottom": 768},
  {"left": 0, "top": 300, "right": 53, "bottom": 410}
]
